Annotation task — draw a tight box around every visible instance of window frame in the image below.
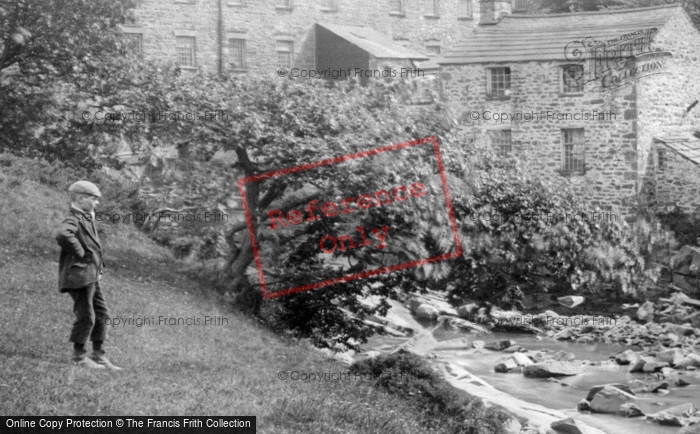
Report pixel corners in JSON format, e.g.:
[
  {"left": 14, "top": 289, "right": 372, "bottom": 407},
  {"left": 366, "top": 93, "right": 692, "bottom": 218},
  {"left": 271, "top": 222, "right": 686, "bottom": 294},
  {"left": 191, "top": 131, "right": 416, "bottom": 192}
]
[
  {"left": 425, "top": 45, "right": 441, "bottom": 56},
  {"left": 229, "top": 38, "right": 246, "bottom": 70},
  {"left": 175, "top": 36, "right": 196, "bottom": 68},
  {"left": 512, "top": 0, "right": 528, "bottom": 12},
  {"left": 491, "top": 130, "right": 513, "bottom": 159},
  {"left": 459, "top": 0, "right": 473, "bottom": 18},
  {"left": 122, "top": 32, "right": 143, "bottom": 55},
  {"left": 561, "top": 128, "right": 586, "bottom": 175},
  {"left": 276, "top": 40, "right": 294, "bottom": 69},
  {"left": 561, "top": 64, "right": 584, "bottom": 95},
  {"left": 486, "top": 67, "right": 511, "bottom": 99},
  {"left": 389, "top": 0, "right": 404, "bottom": 15},
  {"left": 425, "top": 0, "right": 440, "bottom": 17}
]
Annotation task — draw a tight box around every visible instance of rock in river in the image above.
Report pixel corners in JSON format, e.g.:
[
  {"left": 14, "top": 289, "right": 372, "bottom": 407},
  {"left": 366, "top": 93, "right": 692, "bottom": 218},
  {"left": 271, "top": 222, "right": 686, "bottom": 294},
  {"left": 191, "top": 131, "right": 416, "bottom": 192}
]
[
  {"left": 523, "top": 360, "right": 582, "bottom": 378},
  {"left": 550, "top": 417, "right": 590, "bottom": 434},
  {"left": 589, "top": 385, "right": 636, "bottom": 414}
]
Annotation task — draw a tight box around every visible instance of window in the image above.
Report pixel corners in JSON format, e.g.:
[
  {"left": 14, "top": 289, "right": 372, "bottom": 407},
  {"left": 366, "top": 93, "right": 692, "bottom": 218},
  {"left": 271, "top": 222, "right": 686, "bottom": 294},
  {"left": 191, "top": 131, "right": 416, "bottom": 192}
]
[
  {"left": 390, "top": 0, "right": 403, "bottom": 14},
  {"left": 230, "top": 39, "right": 246, "bottom": 69},
  {"left": 512, "top": 0, "right": 527, "bottom": 12},
  {"left": 276, "top": 41, "right": 293, "bottom": 69},
  {"left": 122, "top": 33, "right": 143, "bottom": 54},
  {"left": 426, "top": 45, "right": 441, "bottom": 56},
  {"left": 562, "top": 64, "right": 584, "bottom": 94},
  {"left": 322, "top": 0, "right": 337, "bottom": 10},
  {"left": 427, "top": 0, "right": 439, "bottom": 15},
  {"left": 658, "top": 149, "right": 666, "bottom": 171},
  {"left": 459, "top": 0, "right": 473, "bottom": 17},
  {"left": 562, "top": 129, "right": 585, "bottom": 174},
  {"left": 486, "top": 67, "right": 511, "bottom": 98},
  {"left": 492, "top": 130, "right": 512, "bottom": 158},
  {"left": 277, "top": 0, "right": 292, "bottom": 7},
  {"left": 176, "top": 36, "right": 195, "bottom": 67}
]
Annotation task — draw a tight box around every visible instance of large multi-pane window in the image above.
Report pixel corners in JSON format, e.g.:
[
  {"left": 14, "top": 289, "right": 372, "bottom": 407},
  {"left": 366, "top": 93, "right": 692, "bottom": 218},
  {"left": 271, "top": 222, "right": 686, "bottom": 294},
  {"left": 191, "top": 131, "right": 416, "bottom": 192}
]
[
  {"left": 176, "top": 36, "right": 195, "bottom": 67},
  {"left": 276, "top": 41, "right": 293, "bottom": 69},
  {"left": 487, "top": 67, "right": 511, "bottom": 98},
  {"left": 230, "top": 39, "right": 246, "bottom": 69},
  {"left": 562, "top": 129, "right": 585, "bottom": 174},
  {"left": 123, "top": 33, "right": 143, "bottom": 54},
  {"left": 389, "top": 0, "right": 403, "bottom": 13},
  {"left": 492, "top": 130, "right": 512, "bottom": 158},
  {"left": 460, "top": 0, "right": 473, "bottom": 17},
  {"left": 562, "top": 64, "right": 584, "bottom": 94}
]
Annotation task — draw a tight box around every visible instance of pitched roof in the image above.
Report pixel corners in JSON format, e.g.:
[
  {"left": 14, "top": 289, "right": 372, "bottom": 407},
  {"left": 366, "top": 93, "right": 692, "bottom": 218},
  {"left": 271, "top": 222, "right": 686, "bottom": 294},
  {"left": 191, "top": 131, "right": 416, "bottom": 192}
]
[
  {"left": 654, "top": 135, "right": 700, "bottom": 167},
  {"left": 438, "top": 4, "right": 683, "bottom": 65},
  {"left": 317, "top": 23, "right": 429, "bottom": 60}
]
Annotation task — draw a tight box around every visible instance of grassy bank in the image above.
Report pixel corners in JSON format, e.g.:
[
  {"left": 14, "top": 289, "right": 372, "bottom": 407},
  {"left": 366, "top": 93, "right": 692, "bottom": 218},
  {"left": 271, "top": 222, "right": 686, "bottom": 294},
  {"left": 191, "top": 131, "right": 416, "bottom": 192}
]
[{"left": 0, "top": 168, "right": 510, "bottom": 434}]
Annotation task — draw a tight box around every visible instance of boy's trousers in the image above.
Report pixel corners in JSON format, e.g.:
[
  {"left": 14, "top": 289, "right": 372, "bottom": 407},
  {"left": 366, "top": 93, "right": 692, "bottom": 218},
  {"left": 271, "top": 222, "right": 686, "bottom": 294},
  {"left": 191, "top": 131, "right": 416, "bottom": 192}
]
[{"left": 66, "top": 281, "right": 110, "bottom": 348}]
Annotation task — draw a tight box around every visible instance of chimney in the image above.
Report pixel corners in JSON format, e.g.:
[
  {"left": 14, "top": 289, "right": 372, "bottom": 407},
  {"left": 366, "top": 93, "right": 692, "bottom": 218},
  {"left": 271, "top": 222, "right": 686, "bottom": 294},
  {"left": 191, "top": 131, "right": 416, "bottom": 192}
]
[{"left": 478, "top": 0, "right": 513, "bottom": 25}]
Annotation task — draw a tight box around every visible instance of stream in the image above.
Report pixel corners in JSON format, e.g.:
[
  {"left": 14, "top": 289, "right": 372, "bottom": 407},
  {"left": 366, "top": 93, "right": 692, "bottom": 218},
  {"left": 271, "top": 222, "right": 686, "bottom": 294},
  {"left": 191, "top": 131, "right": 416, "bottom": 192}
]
[{"left": 363, "top": 325, "right": 700, "bottom": 434}]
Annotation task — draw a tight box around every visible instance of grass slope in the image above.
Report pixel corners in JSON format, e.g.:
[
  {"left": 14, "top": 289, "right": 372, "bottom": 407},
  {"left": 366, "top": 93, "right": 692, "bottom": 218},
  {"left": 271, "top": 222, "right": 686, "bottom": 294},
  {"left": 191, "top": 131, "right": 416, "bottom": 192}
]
[{"left": 0, "top": 173, "right": 447, "bottom": 434}]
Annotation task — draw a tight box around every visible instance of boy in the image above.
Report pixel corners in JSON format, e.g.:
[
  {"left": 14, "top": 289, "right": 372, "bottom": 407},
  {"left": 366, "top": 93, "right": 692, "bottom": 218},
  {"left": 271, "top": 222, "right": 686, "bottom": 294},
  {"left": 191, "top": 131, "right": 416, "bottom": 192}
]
[{"left": 56, "top": 181, "right": 121, "bottom": 370}]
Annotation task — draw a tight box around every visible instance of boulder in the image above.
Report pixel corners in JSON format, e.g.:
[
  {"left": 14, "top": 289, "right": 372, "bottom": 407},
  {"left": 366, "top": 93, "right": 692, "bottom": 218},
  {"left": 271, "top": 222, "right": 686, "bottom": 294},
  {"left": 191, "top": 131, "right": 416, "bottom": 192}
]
[
  {"left": 484, "top": 340, "right": 516, "bottom": 351},
  {"left": 589, "top": 385, "right": 636, "bottom": 414},
  {"left": 577, "top": 399, "right": 591, "bottom": 412},
  {"left": 676, "top": 378, "right": 691, "bottom": 387},
  {"left": 614, "top": 349, "right": 639, "bottom": 365},
  {"left": 637, "top": 300, "right": 655, "bottom": 323},
  {"left": 666, "top": 324, "right": 695, "bottom": 337},
  {"left": 656, "top": 348, "right": 684, "bottom": 365},
  {"left": 558, "top": 296, "right": 585, "bottom": 309},
  {"left": 405, "top": 297, "right": 423, "bottom": 312},
  {"left": 550, "top": 417, "right": 590, "bottom": 434},
  {"left": 456, "top": 303, "right": 478, "bottom": 318},
  {"left": 509, "top": 352, "right": 534, "bottom": 367},
  {"left": 663, "top": 403, "right": 697, "bottom": 416},
  {"left": 642, "top": 362, "right": 669, "bottom": 373},
  {"left": 553, "top": 328, "right": 576, "bottom": 340},
  {"left": 503, "top": 345, "right": 523, "bottom": 353},
  {"left": 645, "top": 412, "right": 684, "bottom": 426},
  {"left": 617, "top": 403, "right": 644, "bottom": 418},
  {"left": 585, "top": 384, "right": 635, "bottom": 401},
  {"left": 472, "top": 340, "right": 485, "bottom": 349},
  {"left": 553, "top": 350, "right": 576, "bottom": 362},
  {"left": 544, "top": 310, "right": 560, "bottom": 318},
  {"left": 523, "top": 361, "right": 582, "bottom": 378},
  {"left": 648, "top": 381, "right": 669, "bottom": 393},
  {"left": 494, "top": 359, "right": 518, "bottom": 373},
  {"left": 629, "top": 357, "right": 650, "bottom": 373},
  {"left": 392, "top": 330, "right": 438, "bottom": 357},
  {"left": 414, "top": 304, "right": 440, "bottom": 320}
]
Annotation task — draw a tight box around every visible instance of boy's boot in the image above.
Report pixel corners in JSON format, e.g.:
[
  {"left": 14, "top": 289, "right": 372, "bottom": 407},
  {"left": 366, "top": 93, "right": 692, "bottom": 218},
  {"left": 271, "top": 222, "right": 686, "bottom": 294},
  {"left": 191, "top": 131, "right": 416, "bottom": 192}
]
[
  {"left": 72, "top": 342, "right": 104, "bottom": 369},
  {"left": 90, "top": 340, "right": 122, "bottom": 371}
]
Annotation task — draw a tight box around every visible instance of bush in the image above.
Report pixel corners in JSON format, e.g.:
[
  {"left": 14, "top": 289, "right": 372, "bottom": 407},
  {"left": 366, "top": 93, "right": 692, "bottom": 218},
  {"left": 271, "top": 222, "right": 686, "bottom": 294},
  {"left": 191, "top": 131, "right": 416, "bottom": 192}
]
[
  {"left": 349, "top": 353, "right": 511, "bottom": 434},
  {"left": 655, "top": 206, "right": 699, "bottom": 247}
]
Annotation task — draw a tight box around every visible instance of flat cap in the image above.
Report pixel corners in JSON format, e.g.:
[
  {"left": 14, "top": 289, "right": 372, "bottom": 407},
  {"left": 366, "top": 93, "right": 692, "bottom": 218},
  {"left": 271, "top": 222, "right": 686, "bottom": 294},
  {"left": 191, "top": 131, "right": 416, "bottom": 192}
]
[{"left": 68, "top": 180, "right": 102, "bottom": 197}]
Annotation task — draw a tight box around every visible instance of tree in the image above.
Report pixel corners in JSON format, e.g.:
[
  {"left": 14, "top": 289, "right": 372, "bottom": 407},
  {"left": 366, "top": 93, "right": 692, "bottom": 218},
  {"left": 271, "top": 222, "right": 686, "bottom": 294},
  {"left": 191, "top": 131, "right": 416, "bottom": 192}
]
[{"left": 0, "top": 0, "right": 138, "bottom": 169}]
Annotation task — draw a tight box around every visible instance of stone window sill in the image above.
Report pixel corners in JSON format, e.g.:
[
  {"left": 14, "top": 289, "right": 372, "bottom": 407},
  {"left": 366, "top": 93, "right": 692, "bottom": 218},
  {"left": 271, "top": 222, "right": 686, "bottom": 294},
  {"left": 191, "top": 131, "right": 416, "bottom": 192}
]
[
  {"left": 423, "top": 14, "right": 440, "bottom": 19},
  {"left": 560, "top": 92, "right": 584, "bottom": 97},
  {"left": 275, "top": 6, "right": 293, "bottom": 11},
  {"left": 389, "top": 12, "right": 405, "bottom": 17},
  {"left": 486, "top": 96, "right": 511, "bottom": 101},
  {"left": 558, "top": 170, "right": 587, "bottom": 177},
  {"left": 320, "top": 8, "right": 338, "bottom": 12},
  {"left": 173, "top": 0, "right": 196, "bottom": 4},
  {"left": 458, "top": 16, "right": 474, "bottom": 20}
]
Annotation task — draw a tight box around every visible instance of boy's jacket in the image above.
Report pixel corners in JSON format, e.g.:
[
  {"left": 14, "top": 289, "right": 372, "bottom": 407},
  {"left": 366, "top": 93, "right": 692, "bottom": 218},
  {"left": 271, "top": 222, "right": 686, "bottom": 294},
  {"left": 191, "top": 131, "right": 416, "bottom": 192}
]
[{"left": 56, "top": 207, "right": 104, "bottom": 292}]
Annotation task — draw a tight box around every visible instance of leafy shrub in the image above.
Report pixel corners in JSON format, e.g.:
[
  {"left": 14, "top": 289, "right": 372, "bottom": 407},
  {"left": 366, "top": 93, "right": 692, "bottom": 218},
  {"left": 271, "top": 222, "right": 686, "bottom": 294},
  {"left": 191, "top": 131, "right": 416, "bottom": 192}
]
[
  {"left": 654, "top": 206, "right": 698, "bottom": 247},
  {"left": 349, "top": 353, "right": 511, "bottom": 434}
]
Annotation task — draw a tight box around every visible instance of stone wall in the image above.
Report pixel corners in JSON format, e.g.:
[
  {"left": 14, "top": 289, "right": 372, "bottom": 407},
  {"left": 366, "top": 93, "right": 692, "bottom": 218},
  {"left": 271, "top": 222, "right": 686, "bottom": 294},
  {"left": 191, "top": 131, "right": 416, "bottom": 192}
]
[
  {"left": 637, "top": 8, "right": 700, "bottom": 213},
  {"left": 125, "top": 0, "right": 485, "bottom": 76},
  {"left": 440, "top": 60, "right": 638, "bottom": 217},
  {"left": 439, "top": 7, "right": 700, "bottom": 218}
]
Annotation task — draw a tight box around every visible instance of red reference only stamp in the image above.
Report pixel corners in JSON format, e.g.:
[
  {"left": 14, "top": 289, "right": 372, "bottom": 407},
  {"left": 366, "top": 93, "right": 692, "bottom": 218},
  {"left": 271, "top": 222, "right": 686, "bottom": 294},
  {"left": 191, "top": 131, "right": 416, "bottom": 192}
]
[{"left": 238, "top": 136, "right": 462, "bottom": 299}]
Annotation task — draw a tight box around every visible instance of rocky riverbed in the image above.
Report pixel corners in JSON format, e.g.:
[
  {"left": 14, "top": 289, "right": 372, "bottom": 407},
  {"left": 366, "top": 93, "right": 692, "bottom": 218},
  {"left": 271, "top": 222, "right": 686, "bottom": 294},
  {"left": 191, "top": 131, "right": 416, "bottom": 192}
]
[{"left": 317, "top": 289, "right": 700, "bottom": 434}]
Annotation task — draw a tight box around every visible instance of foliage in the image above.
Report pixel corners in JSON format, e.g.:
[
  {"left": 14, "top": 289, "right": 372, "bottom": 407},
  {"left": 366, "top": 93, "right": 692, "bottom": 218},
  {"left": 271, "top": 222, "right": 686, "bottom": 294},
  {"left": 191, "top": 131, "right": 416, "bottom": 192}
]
[
  {"left": 387, "top": 133, "right": 676, "bottom": 308},
  {"left": 654, "top": 206, "right": 699, "bottom": 247},
  {"left": 349, "top": 353, "right": 511, "bottom": 434},
  {"left": 0, "top": 0, "right": 139, "bottom": 170},
  {"left": 531, "top": 0, "right": 700, "bottom": 29}
]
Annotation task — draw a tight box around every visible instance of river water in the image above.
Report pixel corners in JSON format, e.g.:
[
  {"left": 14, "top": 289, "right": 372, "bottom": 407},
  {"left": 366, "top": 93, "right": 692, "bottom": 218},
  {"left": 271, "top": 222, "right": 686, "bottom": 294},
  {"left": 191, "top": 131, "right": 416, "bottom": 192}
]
[{"left": 363, "top": 326, "right": 700, "bottom": 434}]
